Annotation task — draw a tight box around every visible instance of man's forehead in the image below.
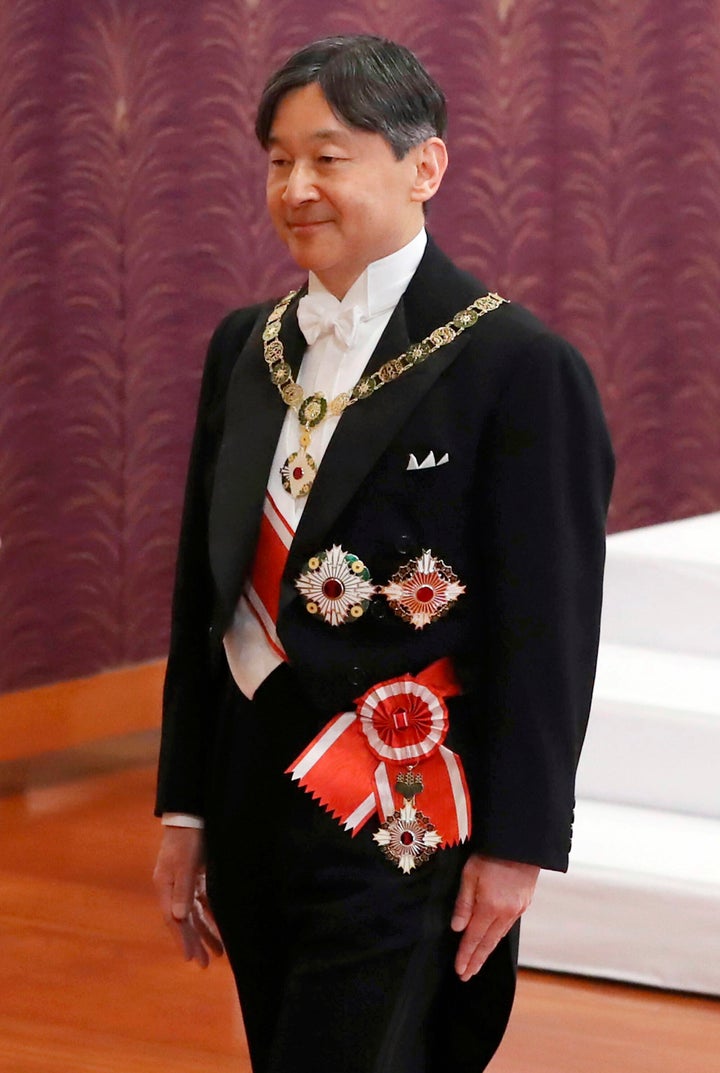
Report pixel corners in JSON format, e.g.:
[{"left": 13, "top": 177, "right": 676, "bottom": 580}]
[
  {"left": 267, "top": 126, "right": 354, "bottom": 146},
  {"left": 266, "top": 83, "right": 363, "bottom": 144}
]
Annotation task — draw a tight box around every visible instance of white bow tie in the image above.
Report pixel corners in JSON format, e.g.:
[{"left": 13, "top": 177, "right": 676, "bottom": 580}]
[{"left": 297, "top": 292, "right": 364, "bottom": 349}]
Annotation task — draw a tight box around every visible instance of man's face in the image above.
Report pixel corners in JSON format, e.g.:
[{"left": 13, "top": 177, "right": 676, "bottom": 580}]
[{"left": 266, "top": 83, "right": 428, "bottom": 299}]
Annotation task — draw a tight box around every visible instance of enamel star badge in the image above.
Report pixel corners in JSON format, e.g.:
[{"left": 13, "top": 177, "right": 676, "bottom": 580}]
[
  {"left": 295, "top": 545, "right": 377, "bottom": 626},
  {"left": 380, "top": 550, "right": 466, "bottom": 629},
  {"left": 373, "top": 773, "right": 443, "bottom": 873}
]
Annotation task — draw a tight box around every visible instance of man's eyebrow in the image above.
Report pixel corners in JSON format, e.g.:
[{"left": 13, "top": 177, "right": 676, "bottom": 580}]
[
  {"left": 267, "top": 128, "right": 353, "bottom": 146},
  {"left": 311, "top": 128, "right": 352, "bottom": 142}
]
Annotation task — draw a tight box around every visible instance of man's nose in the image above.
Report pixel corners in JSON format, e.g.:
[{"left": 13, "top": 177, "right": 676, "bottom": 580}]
[{"left": 282, "top": 162, "right": 319, "bottom": 206}]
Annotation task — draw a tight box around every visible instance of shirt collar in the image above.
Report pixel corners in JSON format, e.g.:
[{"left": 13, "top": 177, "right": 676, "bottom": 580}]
[{"left": 306, "top": 228, "right": 427, "bottom": 320}]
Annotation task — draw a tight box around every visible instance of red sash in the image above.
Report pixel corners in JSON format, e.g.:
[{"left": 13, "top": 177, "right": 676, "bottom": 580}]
[{"left": 244, "top": 493, "right": 294, "bottom": 659}]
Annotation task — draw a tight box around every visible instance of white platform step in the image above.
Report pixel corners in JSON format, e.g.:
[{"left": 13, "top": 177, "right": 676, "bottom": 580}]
[
  {"left": 601, "top": 512, "right": 720, "bottom": 658},
  {"left": 524, "top": 513, "right": 720, "bottom": 995},
  {"left": 578, "top": 643, "right": 720, "bottom": 818},
  {"left": 520, "top": 799, "right": 720, "bottom": 995}
]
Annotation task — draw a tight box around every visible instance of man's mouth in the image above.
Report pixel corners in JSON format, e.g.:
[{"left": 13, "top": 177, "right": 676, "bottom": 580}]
[{"left": 287, "top": 219, "right": 330, "bottom": 230}]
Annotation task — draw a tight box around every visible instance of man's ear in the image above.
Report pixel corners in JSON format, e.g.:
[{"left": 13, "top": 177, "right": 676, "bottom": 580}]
[{"left": 410, "top": 138, "right": 448, "bottom": 204}]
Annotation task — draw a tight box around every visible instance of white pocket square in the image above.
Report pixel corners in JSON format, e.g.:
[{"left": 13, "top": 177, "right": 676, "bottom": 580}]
[{"left": 406, "top": 450, "right": 450, "bottom": 471}]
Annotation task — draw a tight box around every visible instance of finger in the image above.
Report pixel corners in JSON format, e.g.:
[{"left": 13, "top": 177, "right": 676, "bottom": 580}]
[
  {"left": 170, "top": 916, "right": 211, "bottom": 969},
  {"left": 153, "top": 857, "right": 178, "bottom": 922},
  {"left": 191, "top": 901, "right": 224, "bottom": 959},
  {"left": 457, "top": 918, "right": 511, "bottom": 982},
  {"left": 194, "top": 912, "right": 224, "bottom": 957},
  {"left": 450, "top": 869, "right": 477, "bottom": 932},
  {"left": 454, "top": 910, "right": 496, "bottom": 977},
  {"left": 193, "top": 874, "right": 225, "bottom": 956},
  {"left": 166, "top": 916, "right": 198, "bottom": 962},
  {"left": 171, "top": 867, "right": 196, "bottom": 922},
  {"left": 185, "top": 921, "right": 211, "bottom": 970},
  {"left": 154, "top": 873, "right": 176, "bottom": 922}
]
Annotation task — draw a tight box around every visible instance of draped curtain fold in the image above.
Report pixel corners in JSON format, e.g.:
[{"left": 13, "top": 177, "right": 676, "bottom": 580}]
[{"left": 1, "top": 0, "right": 718, "bottom": 692}]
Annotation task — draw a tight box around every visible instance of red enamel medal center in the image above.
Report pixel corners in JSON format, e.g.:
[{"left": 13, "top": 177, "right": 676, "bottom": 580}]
[
  {"left": 322, "top": 578, "right": 344, "bottom": 599},
  {"left": 380, "top": 550, "right": 466, "bottom": 629}
]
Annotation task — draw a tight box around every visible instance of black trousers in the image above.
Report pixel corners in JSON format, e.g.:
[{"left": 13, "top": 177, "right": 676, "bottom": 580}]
[{"left": 205, "top": 666, "right": 518, "bottom": 1073}]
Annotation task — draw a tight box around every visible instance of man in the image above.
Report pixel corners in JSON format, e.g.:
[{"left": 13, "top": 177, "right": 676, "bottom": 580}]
[{"left": 154, "top": 34, "right": 614, "bottom": 1073}]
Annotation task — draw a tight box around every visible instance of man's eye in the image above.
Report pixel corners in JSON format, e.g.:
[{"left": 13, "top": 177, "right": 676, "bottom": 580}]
[
  {"left": 270, "top": 158, "right": 290, "bottom": 168},
  {"left": 318, "top": 155, "right": 339, "bottom": 164}
]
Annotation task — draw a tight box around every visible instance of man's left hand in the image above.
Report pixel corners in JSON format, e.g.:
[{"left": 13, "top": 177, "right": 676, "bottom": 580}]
[{"left": 450, "top": 853, "right": 540, "bottom": 982}]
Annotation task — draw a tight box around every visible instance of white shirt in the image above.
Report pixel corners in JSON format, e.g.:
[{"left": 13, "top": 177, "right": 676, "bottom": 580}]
[
  {"left": 268, "top": 227, "right": 428, "bottom": 528},
  {"left": 163, "top": 229, "right": 427, "bottom": 828}
]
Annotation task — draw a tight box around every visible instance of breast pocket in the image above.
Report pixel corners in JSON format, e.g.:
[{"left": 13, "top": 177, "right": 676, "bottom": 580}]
[
  {"left": 394, "top": 452, "right": 466, "bottom": 534},
  {"left": 405, "top": 449, "right": 451, "bottom": 472}
]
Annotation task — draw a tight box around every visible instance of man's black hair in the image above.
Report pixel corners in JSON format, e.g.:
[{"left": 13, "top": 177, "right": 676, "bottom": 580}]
[{"left": 255, "top": 35, "right": 447, "bottom": 159}]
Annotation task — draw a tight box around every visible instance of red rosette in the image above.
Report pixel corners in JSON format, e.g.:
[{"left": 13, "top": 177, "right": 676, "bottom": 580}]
[
  {"left": 286, "top": 658, "right": 471, "bottom": 850},
  {"left": 356, "top": 676, "right": 449, "bottom": 764}
]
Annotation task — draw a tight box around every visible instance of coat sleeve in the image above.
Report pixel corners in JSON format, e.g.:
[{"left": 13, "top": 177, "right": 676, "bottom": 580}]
[
  {"left": 155, "top": 307, "right": 261, "bottom": 817},
  {"left": 457, "top": 331, "right": 614, "bottom": 871}
]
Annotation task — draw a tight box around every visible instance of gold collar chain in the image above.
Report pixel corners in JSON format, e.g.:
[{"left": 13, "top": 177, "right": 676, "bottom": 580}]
[{"left": 262, "top": 288, "right": 508, "bottom": 498}]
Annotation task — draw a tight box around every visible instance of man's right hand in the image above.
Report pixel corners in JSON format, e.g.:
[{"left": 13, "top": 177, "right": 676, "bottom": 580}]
[{"left": 153, "top": 826, "right": 224, "bottom": 968}]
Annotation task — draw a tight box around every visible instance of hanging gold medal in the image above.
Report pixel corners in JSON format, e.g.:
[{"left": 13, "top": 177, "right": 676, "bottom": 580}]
[{"left": 281, "top": 429, "right": 317, "bottom": 498}]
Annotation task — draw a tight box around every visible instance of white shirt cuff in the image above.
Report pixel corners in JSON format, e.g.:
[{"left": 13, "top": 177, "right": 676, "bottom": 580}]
[{"left": 161, "top": 813, "right": 205, "bottom": 829}]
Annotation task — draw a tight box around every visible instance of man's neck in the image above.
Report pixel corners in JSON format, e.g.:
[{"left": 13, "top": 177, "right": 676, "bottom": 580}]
[{"left": 308, "top": 229, "right": 427, "bottom": 311}]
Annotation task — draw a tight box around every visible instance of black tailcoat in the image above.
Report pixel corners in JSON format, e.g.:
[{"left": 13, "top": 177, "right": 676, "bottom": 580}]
[{"left": 156, "top": 237, "right": 614, "bottom": 1071}]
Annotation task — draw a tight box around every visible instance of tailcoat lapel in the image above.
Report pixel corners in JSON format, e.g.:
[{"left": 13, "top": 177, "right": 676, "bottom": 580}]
[{"left": 208, "top": 291, "right": 307, "bottom": 617}]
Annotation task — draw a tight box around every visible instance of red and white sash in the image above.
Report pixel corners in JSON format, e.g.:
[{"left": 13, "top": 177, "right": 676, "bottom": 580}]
[{"left": 244, "top": 492, "right": 294, "bottom": 659}]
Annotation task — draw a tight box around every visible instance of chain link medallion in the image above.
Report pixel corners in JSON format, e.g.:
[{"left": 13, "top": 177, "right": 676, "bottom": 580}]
[{"left": 263, "top": 289, "right": 508, "bottom": 499}]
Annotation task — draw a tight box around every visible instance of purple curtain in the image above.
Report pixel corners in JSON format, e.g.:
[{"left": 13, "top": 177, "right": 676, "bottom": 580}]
[{"left": 1, "top": 0, "right": 719, "bottom": 692}]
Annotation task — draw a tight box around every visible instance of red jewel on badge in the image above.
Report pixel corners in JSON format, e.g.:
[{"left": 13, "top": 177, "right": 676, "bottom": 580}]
[
  {"left": 281, "top": 448, "right": 317, "bottom": 498},
  {"left": 373, "top": 802, "right": 442, "bottom": 873},
  {"left": 322, "top": 578, "right": 344, "bottom": 599},
  {"left": 380, "top": 550, "right": 466, "bottom": 629},
  {"left": 295, "top": 545, "right": 377, "bottom": 626}
]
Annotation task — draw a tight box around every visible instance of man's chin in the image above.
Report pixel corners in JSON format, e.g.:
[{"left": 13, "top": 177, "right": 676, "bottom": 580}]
[{"left": 283, "top": 240, "right": 333, "bottom": 275}]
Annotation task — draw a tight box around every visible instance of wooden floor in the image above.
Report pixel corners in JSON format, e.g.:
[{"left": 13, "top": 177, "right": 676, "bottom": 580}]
[{"left": 1, "top": 753, "right": 718, "bottom": 1073}]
